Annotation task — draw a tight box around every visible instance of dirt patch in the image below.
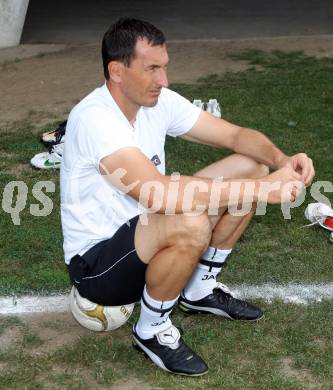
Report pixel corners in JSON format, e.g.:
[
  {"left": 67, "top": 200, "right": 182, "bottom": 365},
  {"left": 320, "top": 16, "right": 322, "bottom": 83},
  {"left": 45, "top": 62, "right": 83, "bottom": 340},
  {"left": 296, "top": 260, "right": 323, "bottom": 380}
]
[
  {"left": 0, "top": 44, "right": 66, "bottom": 63},
  {"left": 5, "top": 163, "right": 32, "bottom": 177},
  {"left": 0, "top": 326, "right": 23, "bottom": 351},
  {"left": 0, "top": 151, "right": 16, "bottom": 159},
  {"left": 0, "top": 311, "right": 152, "bottom": 387},
  {"left": 112, "top": 378, "right": 152, "bottom": 390},
  {"left": 0, "top": 35, "right": 332, "bottom": 128},
  {"left": 280, "top": 357, "right": 323, "bottom": 389},
  {"left": 0, "top": 44, "right": 67, "bottom": 63},
  {"left": 0, "top": 314, "right": 90, "bottom": 357},
  {"left": 18, "top": 312, "right": 91, "bottom": 354},
  {"left": 0, "top": 362, "right": 8, "bottom": 372},
  {"left": 35, "top": 364, "right": 105, "bottom": 389},
  {"left": 311, "top": 338, "right": 328, "bottom": 351}
]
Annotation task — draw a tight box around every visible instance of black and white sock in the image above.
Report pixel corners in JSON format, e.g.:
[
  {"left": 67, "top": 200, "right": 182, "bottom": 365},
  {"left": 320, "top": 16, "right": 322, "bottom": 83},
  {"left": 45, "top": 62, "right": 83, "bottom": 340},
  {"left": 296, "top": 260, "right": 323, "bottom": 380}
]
[
  {"left": 135, "top": 285, "right": 178, "bottom": 340},
  {"left": 183, "top": 246, "right": 232, "bottom": 301}
]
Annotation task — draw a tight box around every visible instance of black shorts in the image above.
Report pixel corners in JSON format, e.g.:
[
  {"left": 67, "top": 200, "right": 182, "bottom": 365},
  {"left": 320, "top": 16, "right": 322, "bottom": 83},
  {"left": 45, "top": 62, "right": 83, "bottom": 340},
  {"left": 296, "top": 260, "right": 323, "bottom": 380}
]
[{"left": 67, "top": 215, "right": 147, "bottom": 306}]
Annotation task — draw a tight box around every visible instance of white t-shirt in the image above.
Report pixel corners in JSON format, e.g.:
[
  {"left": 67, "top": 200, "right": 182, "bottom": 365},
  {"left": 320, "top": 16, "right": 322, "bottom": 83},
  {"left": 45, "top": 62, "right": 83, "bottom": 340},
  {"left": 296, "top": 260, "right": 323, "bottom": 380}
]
[{"left": 60, "top": 84, "right": 201, "bottom": 263}]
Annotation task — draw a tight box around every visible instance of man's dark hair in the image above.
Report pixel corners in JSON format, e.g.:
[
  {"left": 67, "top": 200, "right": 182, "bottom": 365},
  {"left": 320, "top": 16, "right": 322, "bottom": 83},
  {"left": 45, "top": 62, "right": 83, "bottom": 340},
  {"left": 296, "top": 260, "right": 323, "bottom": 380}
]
[{"left": 102, "top": 18, "right": 166, "bottom": 80}]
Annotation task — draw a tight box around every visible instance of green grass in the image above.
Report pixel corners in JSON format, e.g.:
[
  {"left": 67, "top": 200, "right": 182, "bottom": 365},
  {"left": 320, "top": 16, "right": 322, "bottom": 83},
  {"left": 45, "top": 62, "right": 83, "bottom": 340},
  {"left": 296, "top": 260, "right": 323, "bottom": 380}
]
[
  {"left": 0, "top": 123, "right": 67, "bottom": 294},
  {"left": 0, "top": 302, "right": 332, "bottom": 389},
  {"left": 165, "top": 50, "right": 333, "bottom": 286}
]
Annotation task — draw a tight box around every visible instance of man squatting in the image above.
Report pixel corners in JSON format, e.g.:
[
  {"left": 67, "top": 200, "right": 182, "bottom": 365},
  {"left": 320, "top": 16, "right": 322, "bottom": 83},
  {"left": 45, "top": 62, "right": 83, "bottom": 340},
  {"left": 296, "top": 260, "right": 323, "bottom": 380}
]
[{"left": 61, "top": 18, "right": 315, "bottom": 375}]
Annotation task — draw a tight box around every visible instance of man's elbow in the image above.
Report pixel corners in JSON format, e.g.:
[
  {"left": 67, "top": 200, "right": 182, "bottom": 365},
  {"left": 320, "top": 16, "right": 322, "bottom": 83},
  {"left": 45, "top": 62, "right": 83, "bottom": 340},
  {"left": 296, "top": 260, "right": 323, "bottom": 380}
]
[{"left": 132, "top": 175, "right": 168, "bottom": 213}]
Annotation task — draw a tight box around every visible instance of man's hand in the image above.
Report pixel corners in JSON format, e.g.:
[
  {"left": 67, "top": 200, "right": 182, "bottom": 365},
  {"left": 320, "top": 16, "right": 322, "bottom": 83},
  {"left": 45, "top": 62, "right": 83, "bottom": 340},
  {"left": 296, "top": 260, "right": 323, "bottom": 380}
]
[
  {"left": 277, "top": 153, "right": 315, "bottom": 187},
  {"left": 255, "top": 166, "right": 305, "bottom": 204}
]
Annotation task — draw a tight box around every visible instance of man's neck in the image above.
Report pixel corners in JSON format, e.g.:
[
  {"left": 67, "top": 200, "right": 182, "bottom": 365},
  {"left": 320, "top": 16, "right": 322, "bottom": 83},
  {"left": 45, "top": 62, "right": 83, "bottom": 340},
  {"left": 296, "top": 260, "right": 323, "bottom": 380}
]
[{"left": 106, "top": 82, "right": 139, "bottom": 125}]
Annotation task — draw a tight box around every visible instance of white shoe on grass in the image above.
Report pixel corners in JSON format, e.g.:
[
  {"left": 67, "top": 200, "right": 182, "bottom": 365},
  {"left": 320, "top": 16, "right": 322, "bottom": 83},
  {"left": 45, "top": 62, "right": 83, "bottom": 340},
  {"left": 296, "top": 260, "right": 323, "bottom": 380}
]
[
  {"left": 304, "top": 202, "right": 333, "bottom": 231},
  {"left": 192, "top": 99, "right": 205, "bottom": 109},
  {"left": 192, "top": 99, "right": 221, "bottom": 117},
  {"left": 41, "top": 120, "right": 66, "bottom": 145},
  {"left": 206, "top": 99, "right": 221, "bottom": 118},
  {"left": 30, "top": 143, "right": 63, "bottom": 169}
]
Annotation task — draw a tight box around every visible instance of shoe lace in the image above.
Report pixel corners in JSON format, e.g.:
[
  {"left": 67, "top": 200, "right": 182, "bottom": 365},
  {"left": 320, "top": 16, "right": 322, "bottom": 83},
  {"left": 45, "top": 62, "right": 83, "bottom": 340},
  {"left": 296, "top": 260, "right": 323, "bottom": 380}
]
[
  {"left": 49, "top": 142, "right": 64, "bottom": 157},
  {"left": 304, "top": 217, "right": 333, "bottom": 231},
  {"left": 304, "top": 203, "right": 333, "bottom": 232},
  {"left": 54, "top": 121, "right": 67, "bottom": 143},
  {"left": 213, "top": 282, "right": 242, "bottom": 308},
  {"left": 212, "top": 282, "right": 232, "bottom": 302},
  {"left": 215, "top": 282, "right": 232, "bottom": 295},
  {"left": 214, "top": 283, "right": 252, "bottom": 314}
]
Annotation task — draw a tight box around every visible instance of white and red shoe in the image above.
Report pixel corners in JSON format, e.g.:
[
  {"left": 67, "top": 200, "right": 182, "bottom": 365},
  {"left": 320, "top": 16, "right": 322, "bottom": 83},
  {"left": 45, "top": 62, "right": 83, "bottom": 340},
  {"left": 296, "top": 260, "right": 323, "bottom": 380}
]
[{"left": 304, "top": 202, "right": 333, "bottom": 231}]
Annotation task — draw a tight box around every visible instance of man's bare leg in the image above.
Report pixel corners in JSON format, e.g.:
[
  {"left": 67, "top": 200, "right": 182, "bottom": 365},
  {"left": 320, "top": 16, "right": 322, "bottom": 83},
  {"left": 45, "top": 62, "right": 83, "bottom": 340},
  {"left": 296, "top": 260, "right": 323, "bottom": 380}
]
[
  {"left": 134, "top": 213, "right": 212, "bottom": 341},
  {"left": 210, "top": 206, "right": 255, "bottom": 249},
  {"left": 131, "top": 154, "right": 267, "bottom": 375},
  {"left": 179, "top": 154, "right": 268, "bottom": 319},
  {"left": 135, "top": 212, "right": 212, "bottom": 300},
  {"left": 194, "top": 153, "right": 269, "bottom": 249},
  {"left": 132, "top": 212, "right": 211, "bottom": 376},
  {"left": 134, "top": 153, "right": 268, "bottom": 303}
]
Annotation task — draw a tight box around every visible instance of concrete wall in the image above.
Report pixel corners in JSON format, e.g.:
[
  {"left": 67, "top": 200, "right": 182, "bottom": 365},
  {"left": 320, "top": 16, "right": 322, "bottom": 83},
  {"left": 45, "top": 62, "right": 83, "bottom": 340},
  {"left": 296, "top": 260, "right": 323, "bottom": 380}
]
[{"left": 0, "top": 0, "right": 29, "bottom": 47}]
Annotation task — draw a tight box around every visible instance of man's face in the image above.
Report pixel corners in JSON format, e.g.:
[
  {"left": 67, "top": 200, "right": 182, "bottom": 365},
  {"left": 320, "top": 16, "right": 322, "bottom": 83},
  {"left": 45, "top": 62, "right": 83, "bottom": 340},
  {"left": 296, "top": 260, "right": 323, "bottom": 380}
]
[{"left": 119, "top": 38, "right": 169, "bottom": 107}]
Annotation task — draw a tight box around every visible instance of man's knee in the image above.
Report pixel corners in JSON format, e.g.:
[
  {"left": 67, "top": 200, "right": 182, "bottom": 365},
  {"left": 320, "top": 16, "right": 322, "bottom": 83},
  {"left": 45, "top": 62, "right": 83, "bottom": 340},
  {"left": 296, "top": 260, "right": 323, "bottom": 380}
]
[
  {"left": 174, "top": 213, "right": 212, "bottom": 253},
  {"left": 255, "top": 163, "right": 270, "bottom": 179},
  {"left": 194, "top": 154, "right": 269, "bottom": 181},
  {"left": 240, "top": 156, "right": 269, "bottom": 179}
]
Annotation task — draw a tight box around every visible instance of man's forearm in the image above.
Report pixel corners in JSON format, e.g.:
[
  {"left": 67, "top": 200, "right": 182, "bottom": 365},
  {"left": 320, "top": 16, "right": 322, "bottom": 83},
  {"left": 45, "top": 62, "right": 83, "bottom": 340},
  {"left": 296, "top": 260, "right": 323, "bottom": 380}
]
[
  {"left": 140, "top": 166, "right": 301, "bottom": 215},
  {"left": 232, "top": 127, "right": 287, "bottom": 170},
  {"left": 144, "top": 175, "right": 258, "bottom": 214}
]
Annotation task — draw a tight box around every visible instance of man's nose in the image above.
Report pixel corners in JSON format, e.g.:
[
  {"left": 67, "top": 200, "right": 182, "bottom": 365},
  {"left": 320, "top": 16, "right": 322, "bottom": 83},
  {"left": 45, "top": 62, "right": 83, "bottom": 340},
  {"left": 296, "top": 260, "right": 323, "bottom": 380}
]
[{"left": 156, "top": 68, "right": 169, "bottom": 88}]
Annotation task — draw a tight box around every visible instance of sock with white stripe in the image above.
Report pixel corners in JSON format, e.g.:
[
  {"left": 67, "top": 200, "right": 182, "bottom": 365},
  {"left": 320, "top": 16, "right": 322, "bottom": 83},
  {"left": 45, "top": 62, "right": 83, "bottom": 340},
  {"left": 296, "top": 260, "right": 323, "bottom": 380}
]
[
  {"left": 183, "top": 247, "right": 232, "bottom": 301},
  {"left": 135, "top": 285, "right": 178, "bottom": 340}
]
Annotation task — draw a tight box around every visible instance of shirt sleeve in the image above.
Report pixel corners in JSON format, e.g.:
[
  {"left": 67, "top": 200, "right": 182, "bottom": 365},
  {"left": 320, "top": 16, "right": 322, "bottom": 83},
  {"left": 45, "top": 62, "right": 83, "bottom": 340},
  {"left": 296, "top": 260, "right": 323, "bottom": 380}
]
[
  {"left": 162, "top": 88, "right": 201, "bottom": 137},
  {"left": 77, "top": 106, "right": 138, "bottom": 169}
]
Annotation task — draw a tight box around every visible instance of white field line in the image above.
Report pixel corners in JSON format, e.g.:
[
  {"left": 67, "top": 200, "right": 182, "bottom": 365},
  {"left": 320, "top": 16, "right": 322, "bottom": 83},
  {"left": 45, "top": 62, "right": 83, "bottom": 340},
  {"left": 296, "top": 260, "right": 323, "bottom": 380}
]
[{"left": 1, "top": 283, "right": 333, "bottom": 315}]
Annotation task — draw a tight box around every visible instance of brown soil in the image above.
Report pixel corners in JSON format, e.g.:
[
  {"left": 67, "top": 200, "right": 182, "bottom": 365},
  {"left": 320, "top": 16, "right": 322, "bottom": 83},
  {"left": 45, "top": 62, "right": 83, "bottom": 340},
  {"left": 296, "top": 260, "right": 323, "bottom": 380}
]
[
  {"left": 279, "top": 357, "right": 327, "bottom": 389},
  {"left": 0, "top": 35, "right": 332, "bottom": 128}
]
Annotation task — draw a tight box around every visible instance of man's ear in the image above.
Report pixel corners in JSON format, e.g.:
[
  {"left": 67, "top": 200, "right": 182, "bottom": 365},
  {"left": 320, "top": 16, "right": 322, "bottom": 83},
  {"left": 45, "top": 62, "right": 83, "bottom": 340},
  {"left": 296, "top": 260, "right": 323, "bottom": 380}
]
[{"left": 108, "top": 61, "right": 123, "bottom": 83}]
